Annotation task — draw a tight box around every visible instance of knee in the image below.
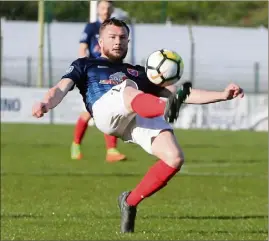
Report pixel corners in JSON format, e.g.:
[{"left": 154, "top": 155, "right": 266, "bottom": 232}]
[
  {"left": 174, "top": 154, "right": 185, "bottom": 169},
  {"left": 165, "top": 150, "right": 185, "bottom": 169},
  {"left": 80, "top": 111, "right": 91, "bottom": 122}
]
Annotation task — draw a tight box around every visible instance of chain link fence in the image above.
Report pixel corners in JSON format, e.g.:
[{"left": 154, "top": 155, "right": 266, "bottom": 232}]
[
  {"left": 1, "top": 21, "right": 268, "bottom": 93},
  {"left": 1, "top": 55, "right": 267, "bottom": 94}
]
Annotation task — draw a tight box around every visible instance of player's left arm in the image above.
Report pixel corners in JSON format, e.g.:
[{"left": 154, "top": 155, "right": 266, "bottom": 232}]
[
  {"left": 185, "top": 83, "right": 244, "bottom": 104},
  {"left": 164, "top": 82, "right": 244, "bottom": 123}
]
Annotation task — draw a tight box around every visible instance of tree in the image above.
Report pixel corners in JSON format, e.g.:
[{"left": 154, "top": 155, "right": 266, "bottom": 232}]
[{"left": 0, "top": 1, "right": 267, "bottom": 27}]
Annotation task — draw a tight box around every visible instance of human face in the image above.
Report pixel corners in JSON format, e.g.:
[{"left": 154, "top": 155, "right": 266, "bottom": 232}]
[
  {"left": 97, "top": 1, "right": 113, "bottom": 22},
  {"left": 99, "top": 25, "right": 129, "bottom": 62}
]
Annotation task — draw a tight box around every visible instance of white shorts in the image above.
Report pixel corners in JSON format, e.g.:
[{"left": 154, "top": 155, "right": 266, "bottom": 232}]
[{"left": 92, "top": 80, "right": 172, "bottom": 154}]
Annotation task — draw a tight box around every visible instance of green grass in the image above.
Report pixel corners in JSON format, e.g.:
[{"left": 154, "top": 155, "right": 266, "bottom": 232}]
[{"left": 1, "top": 123, "right": 268, "bottom": 240}]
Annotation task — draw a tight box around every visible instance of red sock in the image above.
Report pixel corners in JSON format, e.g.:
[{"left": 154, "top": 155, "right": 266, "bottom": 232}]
[
  {"left": 126, "top": 160, "right": 179, "bottom": 206},
  {"left": 131, "top": 93, "right": 166, "bottom": 118},
  {"left": 73, "top": 117, "right": 88, "bottom": 144},
  {"left": 104, "top": 134, "right": 117, "bottom": 149}
]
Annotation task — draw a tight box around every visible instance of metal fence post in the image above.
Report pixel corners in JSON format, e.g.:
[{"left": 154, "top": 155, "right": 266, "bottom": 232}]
[
  {"left": 254, "top": 61, "right": 260, "bottom": 94},
  {"left": 188, "top": 24, "right": 195, "bottom": 86},
  {"left": 38, "top": 0, "right": 45, "bottom": 87},
  {"left": 0, "top": 18, "right": 2, "bottom": 85},
  {"left": 27, "top": 56, "right": 32, "bottom": 87},
  {"left": 130, "top": 18, "right": 135, "bottom": 65},
  {"left": 45, "top": 0, "right": 54, "bottom": 124}
]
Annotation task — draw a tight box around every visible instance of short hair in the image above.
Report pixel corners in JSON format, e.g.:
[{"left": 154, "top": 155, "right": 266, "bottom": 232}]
[
  {"left": 99, "top": 18, "right": 130, "bottom": 36},
  {"left": 97, "top": 0, "right": 113, "bottom": 6}
]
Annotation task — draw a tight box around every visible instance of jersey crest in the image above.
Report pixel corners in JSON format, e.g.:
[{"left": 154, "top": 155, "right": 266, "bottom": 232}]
[
  {"left": 65, "top": 65, "right": 74, "bottom": 74},
  {"left": 100, "top": 72, "right": 128, "bottom": 85}
]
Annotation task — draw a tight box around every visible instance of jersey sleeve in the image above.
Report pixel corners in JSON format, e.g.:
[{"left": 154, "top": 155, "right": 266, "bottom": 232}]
[
  {"left": 79, "top": 23, "right": 94, "bottom": 44},
  {"left": 61, "top": 58, "right": 87, "bottom": 91}
]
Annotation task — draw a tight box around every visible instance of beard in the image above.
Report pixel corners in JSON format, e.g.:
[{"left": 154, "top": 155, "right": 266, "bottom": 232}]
[{"left": 103, "top": 47, "right": 128, "bottom": 62}]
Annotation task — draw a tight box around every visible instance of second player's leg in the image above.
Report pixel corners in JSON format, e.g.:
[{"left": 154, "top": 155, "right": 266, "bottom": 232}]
[
  {"left": 72, "top": 109, "right": 127, "bottom": 161},
  {"left": 71, "top": 111, "right": 91, "bottom": 160},
  {"left": 104, "top": 134, "right": 126, "bottom": 162}
]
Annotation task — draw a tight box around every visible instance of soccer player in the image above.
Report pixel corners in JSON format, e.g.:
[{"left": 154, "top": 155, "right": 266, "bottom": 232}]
[
  {"left": 32, "top": 18, "right": 244, "bottom": 233},
  {"left": 72, "top": 0, "right": 126, "bottom": 162}
]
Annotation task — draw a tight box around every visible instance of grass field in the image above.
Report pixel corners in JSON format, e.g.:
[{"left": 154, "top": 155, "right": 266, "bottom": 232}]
[{"left": 1, "top": 123, "right": 268, "bottom": 240}]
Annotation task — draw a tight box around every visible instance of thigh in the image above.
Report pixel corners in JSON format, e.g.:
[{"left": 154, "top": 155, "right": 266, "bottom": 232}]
[
  {"left": 128, "top": 116, "right": 173, "bottom": 154},
  {"left": 92, "top": 80, "right": 137, "bottom": 136},
  {"left": 151, "top": 130, "right": 184, "bottom": 167}
]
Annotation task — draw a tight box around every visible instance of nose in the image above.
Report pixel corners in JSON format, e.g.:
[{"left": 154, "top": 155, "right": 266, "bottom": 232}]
[
  {"left": 114, "top": 36, "right": 121, "bottom": 45},
  {"left": 103, "top": 9, "right": 109, "bottom": 15}
]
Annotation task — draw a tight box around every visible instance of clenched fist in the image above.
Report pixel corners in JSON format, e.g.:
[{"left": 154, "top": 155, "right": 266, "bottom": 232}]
[
  {"left": 223, "top": 83, "right": 244, "bottom": 100},
  {"left": 32, "top": 102, "right": 49, "bottom": 118}
]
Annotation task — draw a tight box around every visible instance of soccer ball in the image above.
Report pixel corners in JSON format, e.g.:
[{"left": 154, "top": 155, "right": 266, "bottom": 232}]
[{"left": 145, "top": 49, "right": 184, "bottom": 86}]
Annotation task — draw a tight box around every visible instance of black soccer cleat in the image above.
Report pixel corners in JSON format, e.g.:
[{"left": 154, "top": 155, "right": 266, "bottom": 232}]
[
  {"left": 164, "top": 93, "right": 176, "bottom": 123},
  {"left": 164, "top": 82, "right": 192, "bottom": 123},
  {"left": 118, "top": 191, "right": 137, "bottom": 233}
]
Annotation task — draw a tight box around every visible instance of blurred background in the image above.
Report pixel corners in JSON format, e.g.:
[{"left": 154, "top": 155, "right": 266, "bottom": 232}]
[
  {"left": 0, "top": 1, "right": 268, "bottom": 130},
  {"left": 1, "top": 2, "right": 268, "bottom": 240}
]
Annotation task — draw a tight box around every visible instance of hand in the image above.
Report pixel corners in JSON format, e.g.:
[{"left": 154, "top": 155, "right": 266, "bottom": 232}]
[
  {"left": 223, "top": 83, "right": 244, "bottom": 100},
  {"left": 32, "top": 102, "right": 49, "bottom": 118}
]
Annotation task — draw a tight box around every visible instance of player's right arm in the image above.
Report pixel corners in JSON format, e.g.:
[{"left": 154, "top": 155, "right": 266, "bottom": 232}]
[
  {"left": 32, "top": 78, "right": 75, "bottom": 118},
  {"left": 79, "top": 43, "right": 89, "bottom": 58},
  {"left": 32, "top": 58, "right": 87, "bottom": 118}
]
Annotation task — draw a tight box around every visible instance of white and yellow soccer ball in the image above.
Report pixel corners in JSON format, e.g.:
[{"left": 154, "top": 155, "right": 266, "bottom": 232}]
[{"left": 145, "top": 49, "right": 184, "bottom": 86}]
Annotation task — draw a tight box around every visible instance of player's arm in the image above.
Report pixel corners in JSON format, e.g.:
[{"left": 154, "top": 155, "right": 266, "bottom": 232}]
[
  {"left": 79, "top": 43, "right": 89, "bottom": 58},
  {"left": 32, "top": 58, "right": 86, "bottom": 118},
  {"left": 78, "top": 23, "right": 93, "bottom": 57},
  {"left": 44, "top": 78, "right": 74, "bottom": 108},
  {"left": 32, "top": 78, "right": 74, "bottom": 118},
  {"left": 165, "top": 82, "right": 244, "bottom": 123},
  {"left": 185, "top": 83, "right": 244, "bottom": 104}
]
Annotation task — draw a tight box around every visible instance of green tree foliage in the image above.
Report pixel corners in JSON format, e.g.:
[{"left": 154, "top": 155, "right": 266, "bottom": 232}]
[
  {"left": 0, "top": 1, "right": 38, "bottom": 21},
  {"left": 0, "top": 1, "right": 267, "bottom": 27}
]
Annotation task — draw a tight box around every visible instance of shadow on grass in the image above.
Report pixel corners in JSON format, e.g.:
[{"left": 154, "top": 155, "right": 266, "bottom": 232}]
[
  {"left": 1, "top": 172, "right": 142, "bottom": 177},
  {"left": 189, "top": 159, "right": 262, "bottom": 164},
  {"left": 141, "top": 214, "right": 268, "bottom": 220},
  {"left": 183, "top": 144, "right": 220, "bottom": 149},
  {"left": 1, "top": 213, "right": 43, "bottom": 219},
  {"left": 176, "top": 229, "right": 268, "bottom": 234},
  {"left": 2, "top": 213, "right": 267, "bottom": 221}
]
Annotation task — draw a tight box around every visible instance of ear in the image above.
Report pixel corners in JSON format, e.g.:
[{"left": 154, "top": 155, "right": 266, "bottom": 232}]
[{"left": 98, "top": 38, "right": 103, "bottom": 47}]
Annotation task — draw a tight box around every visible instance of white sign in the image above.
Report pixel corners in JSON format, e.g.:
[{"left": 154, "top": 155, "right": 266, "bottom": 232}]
[
  {"left": 1, "top": 87, "right": 268, "bottom": 131},
  {"left": 174, "top": 94, "right": 268, "bottom": 131},
  {"left": 1, "top": 87, "right": 50, "bottom": 123},
  {"left": 1, "top": 86, "right": 84, "bottom": 124}
]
